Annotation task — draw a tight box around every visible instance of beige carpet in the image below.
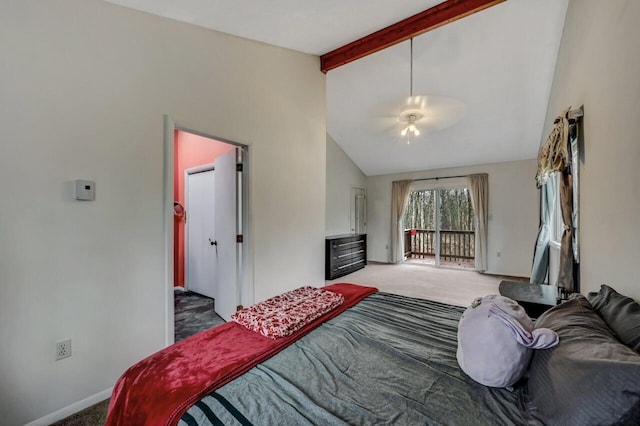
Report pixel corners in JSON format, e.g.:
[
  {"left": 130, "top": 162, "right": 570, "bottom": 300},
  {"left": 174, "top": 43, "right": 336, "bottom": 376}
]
[{"left": 326, "top": 262, "right": 522, "bottom": 307}]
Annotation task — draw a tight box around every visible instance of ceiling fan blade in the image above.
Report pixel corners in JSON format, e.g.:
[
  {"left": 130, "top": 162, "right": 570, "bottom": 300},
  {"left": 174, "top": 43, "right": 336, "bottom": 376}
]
[{"left": 370, "top": 116, "right": 399, "bottom": 132}]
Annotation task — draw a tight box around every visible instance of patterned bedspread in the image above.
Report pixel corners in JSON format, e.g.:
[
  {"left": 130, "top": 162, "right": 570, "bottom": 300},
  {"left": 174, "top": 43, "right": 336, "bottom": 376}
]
[
  {"left": 180, "top": 292, "right": 536, "bottom": 425},
  {"left": 231, "top": 286, "right": 344, "bottom": 339}
]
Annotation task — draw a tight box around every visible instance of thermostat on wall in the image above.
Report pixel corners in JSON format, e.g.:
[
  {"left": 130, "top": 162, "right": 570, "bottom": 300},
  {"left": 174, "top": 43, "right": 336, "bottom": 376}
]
[{"left": 75, "top": 180, "right": 95, "bottom": 201}]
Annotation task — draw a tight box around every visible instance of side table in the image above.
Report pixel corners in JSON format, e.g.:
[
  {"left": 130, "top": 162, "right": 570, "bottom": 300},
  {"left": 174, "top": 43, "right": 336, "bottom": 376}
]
[{"left": 499, "top": 280, "right": 560, "bottom": 318}]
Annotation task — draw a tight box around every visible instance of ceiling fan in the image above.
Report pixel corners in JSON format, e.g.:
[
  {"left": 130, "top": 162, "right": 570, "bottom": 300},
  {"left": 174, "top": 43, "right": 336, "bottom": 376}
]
[{"left": 377, "top": 38, "right": 467, "bottom": 144}]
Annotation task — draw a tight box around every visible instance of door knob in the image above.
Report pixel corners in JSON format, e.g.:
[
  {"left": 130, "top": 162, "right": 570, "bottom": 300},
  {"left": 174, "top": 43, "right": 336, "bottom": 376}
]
[{"left": 209, "top": 239, "right": 217, "bottom": 246}]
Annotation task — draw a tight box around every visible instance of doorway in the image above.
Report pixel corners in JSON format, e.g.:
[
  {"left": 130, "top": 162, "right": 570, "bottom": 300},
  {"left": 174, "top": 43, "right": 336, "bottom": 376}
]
[
  {"left": 176, "top": 132, "right": 241, "bottom": 322},
  {"left": 350, "top": 186, "right": 366, "bottom": 234},
  {"left": 403, "top": 187, "right": 475, "bottom": 269},
  {"left": 164, "top": 117, "right": 250, "bottom": 345}
]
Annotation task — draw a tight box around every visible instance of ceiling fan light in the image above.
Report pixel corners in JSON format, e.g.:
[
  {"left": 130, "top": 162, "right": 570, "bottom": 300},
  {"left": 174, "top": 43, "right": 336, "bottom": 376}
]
[
  {"left": 414, "top": 129, "right": 420, "bottom": 136},
  {"left": 401, "top": 127, "right": 408, "bottom": 136},
  {"left": 408, "top": 124, "right": 416, "bottom": 132}
]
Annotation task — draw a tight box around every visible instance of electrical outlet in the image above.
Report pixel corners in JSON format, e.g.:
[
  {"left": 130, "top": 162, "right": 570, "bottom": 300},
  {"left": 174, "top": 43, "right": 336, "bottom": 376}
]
[
  {"left": 497, "top": 251, "right": 501, "bottom": 258},
  {"left": 56, "top": 338, "right": 72, "bottom": 361}
]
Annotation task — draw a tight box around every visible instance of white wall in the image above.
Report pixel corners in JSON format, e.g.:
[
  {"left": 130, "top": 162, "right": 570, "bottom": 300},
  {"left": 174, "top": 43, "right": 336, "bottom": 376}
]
[
  {"left": 325, "top": 134, "right": 367, "bottom": 235},
  {"left": 542, "top": 0, "right": 640, "bottom": 299},
  {"left": 367, "top": 160, "right": 539, "bottom": 277},
  {"left": 0, "top": 1, "right": 326, "bottom": 425}
]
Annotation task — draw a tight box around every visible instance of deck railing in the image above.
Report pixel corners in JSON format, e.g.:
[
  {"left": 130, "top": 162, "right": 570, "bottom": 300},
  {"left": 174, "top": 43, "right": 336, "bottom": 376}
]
[{"left": 404, "top": 229, "right": 475, "bottom": 263}]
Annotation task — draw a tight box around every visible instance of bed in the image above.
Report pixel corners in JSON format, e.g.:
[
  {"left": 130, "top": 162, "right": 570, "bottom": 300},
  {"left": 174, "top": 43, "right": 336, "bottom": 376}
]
[{"left": 106, "top": 283, "right": 640, "bottom": 426}]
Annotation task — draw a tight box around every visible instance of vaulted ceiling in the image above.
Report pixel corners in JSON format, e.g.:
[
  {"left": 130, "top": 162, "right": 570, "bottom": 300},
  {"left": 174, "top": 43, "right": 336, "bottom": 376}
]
[{"left": 104, "top": 0, "right": 569, "bottom": 175}]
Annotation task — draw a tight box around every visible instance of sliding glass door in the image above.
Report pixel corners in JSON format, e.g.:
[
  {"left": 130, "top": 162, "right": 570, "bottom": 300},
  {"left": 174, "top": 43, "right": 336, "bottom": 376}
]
[{"left": 404, "top": 187, "right": 475, "bottom": 268}]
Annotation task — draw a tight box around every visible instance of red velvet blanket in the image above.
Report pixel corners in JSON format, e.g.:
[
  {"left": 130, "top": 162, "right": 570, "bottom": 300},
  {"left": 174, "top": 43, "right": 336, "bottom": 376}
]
[{"left": 105, "top": 283, "right": 377, "bottom": 426}]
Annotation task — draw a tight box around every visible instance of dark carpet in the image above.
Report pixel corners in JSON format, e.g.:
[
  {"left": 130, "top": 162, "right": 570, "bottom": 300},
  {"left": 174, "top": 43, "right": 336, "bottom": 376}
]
[
  {"left": 51, "top": 290, "right": 225, "bottom": 425},
  {"left": 174, "top": 289, "right": 226, "bottom": 341}
]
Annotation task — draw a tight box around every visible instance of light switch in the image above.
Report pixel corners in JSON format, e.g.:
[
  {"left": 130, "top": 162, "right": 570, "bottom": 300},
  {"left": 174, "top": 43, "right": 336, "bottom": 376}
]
[{"left": 75, "top": 180, "right": 95, "bottom": 201}]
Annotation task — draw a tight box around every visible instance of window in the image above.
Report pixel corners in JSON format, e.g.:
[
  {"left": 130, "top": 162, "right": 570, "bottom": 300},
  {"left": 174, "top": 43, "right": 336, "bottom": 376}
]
[{"left": 548, "top": 173, "right": 563, "bottom": 285}]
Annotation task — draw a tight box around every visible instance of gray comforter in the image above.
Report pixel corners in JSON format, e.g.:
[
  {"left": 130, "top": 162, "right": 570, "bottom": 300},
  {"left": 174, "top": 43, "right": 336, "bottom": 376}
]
[{"left": 179, "top": 292, "right": 534, "bottom": 425}]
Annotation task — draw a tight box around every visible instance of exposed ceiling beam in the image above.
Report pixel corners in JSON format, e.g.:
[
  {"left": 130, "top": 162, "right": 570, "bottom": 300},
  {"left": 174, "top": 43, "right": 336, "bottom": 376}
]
[{"left": 320, "top": 0, "right": 506, "bottom": 73}]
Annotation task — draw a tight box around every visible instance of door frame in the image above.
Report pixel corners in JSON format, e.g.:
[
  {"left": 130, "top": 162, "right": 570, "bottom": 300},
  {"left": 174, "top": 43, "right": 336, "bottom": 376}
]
[
  {"left": 163, "top": 116, "right": 252, "bottom": 346},
  {"left": 184, "top": 163, "right": 215, "bottom": 295},
  {"left": 350, "top": 186, "right": 366, "bottom": 234}
]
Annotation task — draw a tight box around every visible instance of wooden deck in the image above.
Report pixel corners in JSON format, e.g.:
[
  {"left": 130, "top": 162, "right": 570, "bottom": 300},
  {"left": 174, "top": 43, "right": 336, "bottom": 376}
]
[{"left": 404, "top": 229, "right": 475, "bottom": 269}]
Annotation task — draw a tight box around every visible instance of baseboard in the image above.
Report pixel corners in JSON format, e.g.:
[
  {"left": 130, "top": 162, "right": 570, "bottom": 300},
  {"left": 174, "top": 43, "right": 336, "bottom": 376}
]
[{"left": 24, "top": 387, "right": 112, "bottom": 426}]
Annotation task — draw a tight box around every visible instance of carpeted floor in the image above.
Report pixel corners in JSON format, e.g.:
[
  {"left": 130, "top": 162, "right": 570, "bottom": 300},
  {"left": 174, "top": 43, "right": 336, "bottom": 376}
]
[
  {"left": 326, "top": 261, "right": 527, "bottom": 307},
  {"left": 51, "top": 289, "right": 225, "bottom": 426},
  {"left": 174, "top": 289, "right": 226, "bottom": 341},
  {"left": 50, "top": 400, "right": 110, "bottom": 426}
]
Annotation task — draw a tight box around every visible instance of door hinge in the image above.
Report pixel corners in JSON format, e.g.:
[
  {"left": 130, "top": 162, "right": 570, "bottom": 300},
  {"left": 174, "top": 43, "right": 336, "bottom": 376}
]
[
  {"left": 236, "top": 163, "right": 243, "bottom": 172},
  {"left": 236, "top": 305, "right": 244, "bottom": 311},
  {"left": 236, "top": 235, "right": 243, "bottom": 243}
]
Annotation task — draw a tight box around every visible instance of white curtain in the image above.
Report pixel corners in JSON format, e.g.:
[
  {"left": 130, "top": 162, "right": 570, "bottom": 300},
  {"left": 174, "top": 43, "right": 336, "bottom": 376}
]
[
  {"left": 390, "top": 180, "right": 413, "bottom": 263},
  {"left": 467, "top": 174, "right": 488, "bottom": 272}
]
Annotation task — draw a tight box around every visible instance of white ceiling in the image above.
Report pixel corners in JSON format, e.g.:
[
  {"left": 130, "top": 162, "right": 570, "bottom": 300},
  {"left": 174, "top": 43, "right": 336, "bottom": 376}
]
[
  {"left": 103, "top": 0, "right": 441, "bottom": 55},
  {"left": 104, "top": 0, "right": 569, "bottom": 176}
]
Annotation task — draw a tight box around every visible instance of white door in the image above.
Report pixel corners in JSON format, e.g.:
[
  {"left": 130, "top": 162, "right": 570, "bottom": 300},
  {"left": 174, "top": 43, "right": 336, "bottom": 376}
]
[
  {"left": 186, "top": 168, "right": 217, "bottom": 298},
  {"left": 213, "top": 149, "right": 238, "bottom": 321}
]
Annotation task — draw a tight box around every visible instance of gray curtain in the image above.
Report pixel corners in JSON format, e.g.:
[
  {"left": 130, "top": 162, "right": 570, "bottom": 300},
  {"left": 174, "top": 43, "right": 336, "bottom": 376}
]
[
  {"left": 533, "top": 107, "right": 581, "bottom": 291},
  {"left": 557, "top": 170, "right": 575, "bottom": 292},
  {"left": 467, "top": 174, "right": 488, "bottom": 272},
  {"left": 390, "top": 180, "right": 413, "bottom": 263},
  {"left": 530, "top": 174, "right": 557, "bottom": 284}
]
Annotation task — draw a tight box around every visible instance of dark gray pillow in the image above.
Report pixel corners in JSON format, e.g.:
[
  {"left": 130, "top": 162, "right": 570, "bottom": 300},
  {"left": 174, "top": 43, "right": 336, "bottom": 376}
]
[
  {"left": 587, "top": 284, "right": 640, "bottom": 352},
  {"left": 527, "top": 295, "right": 640, "bottom": 425}
]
